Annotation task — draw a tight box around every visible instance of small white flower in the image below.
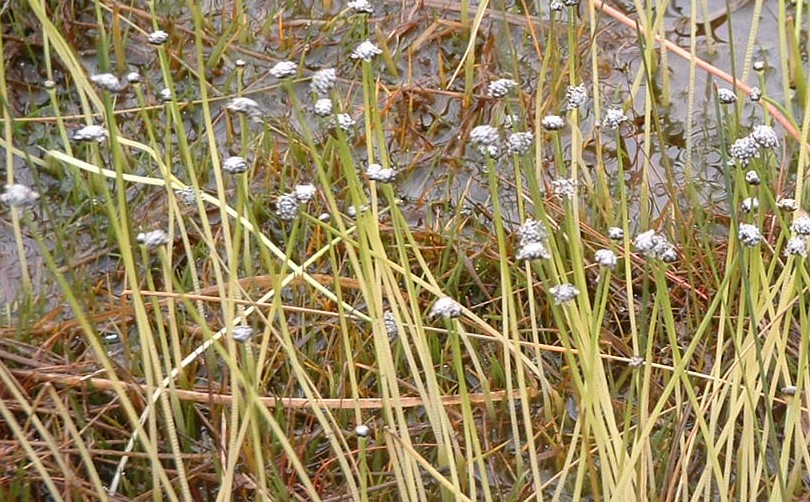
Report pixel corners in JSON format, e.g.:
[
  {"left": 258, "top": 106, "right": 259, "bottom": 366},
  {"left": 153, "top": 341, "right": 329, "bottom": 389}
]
[
  {"left": 729, "top": 136, "right": 759, "bottom": 166},
  {"left": 160, "top": 88, "right": 173, "bottom": 101},
  {"left": 488, "top": 78, "right": 518, "bottom": 98},
  {"left": 226, "top": 97, "right": 264, "bottom": 121},
  {"left": 1, "top": 184, "right": 40, "bottom": 207},
  {"left": 346, "top": 204, "right": 368, "bottom": 218},
  {"left": 717, "top": 88, "right": 737, "bottom": 104},
  {"left": 310, "top": 68, "right": 337, "bottom": 95},
  {"left": 73, "top": 125, "right": 108, "bottom": 142},
  {"left": 784, "top": 236, "right": 808, "bottom": 257},
  {"left": 313, "top": 98, "right": 333, "bottom": 116},
  {"left": 749, "top": 86, "right": 762, "bottom": 102},
  {"left": 470, "top": 125, "right": 500, "bottom": 146},
  {"left": 594, "top": 249, "right": 618, "bottom": 269},
  {"left": 126, "top": 72, "right": 141, "bottom": 84},
  {"left": 502, "top": 114, "right": 521, "bottom": 128},
  {"left": 232, "top": 325, "right": 255, "bottom": 343},
  {"left": 777, "top": 198, "right": 799, "bottom": 212},
  {"left": 753, "top": 60, "right": 766, "bottom": 72},
  {"left": 270, "top": 60, "right": 298, "bottom": 79},
  {"left": 563, "top": 0, "right": 580, "bottom": 5},
  {"left": 565, "top": 84, "right": 587, "bottom": 110},
  {"left": 608, "top": 227, "right": 624, "bottom": 241},
  {"left": 235, "top": 59, "right": 246, "bottom": 67},
  {"left": 745, "top": 170, "right": 760, "bottom": 185},
  {"left": 740, "top": 197, "right": 759, "bottom": 213},
  {"left": 147, "top": 30, "right": 170, "bottom": 45},
  {"left": 175, "top": 187, "right": 197, "bottom": 206},
  {"left": 551, "top": 178, "right": 577, "bottom": 199},
  {"left": 603, "top": 107, "right": 628, "bottom": 130},
  {"left": 336, "top": 113, "right": 356, "bottom": 130},
  {"left": 549, "top": 0, "right": 564, "bottom": 11},
  {"left": 738, "top": 223, "right": 762, "bottom": 246},
  {"left": 791, "top": 215, "right": 810, "bottom": 236},
  {"left": 549, "top": 284, "right": 579, "bottom": 305},
  {"left": 90, "top": 73, "right": 125, "bottom": 92},
  {"left": 365, "top": 163, "right": 397, "bottom": 183},
  {"left": 634, "top": 230, "right": 677, "bottom": 261},
  {"left": 355, "top": 424, "right": 371, "bottom": 437},
  {"left": 518, "top": 219, "right": 548, "bottom": 246},
  {"left": 541, "top": 115, "right": 565, "bottom": 131},
  {"left": 276, "top": 194, "right": 300, "bottom": 221},
  {"left": 294, "top": 184, "right": 317, "bottom": 203},
  {"left": 516, "top": 241, "right": 551, "bottom": 261},
  {"left": 222, "top": 156, "right": 248, "bottom": 174},
  {"left": 634, "top": 230, "right": 656, "bottom": 254},
  {"left": 136, "top": 229, "right": 170, "bottom": 249},
  {"left": 383, "top": 311, "right": 398, "bottom": 339},
  {"left": 750, "top": 125, "right": 779, "bottom": 149},
  {"left": 507, "top": 131, "right": 534, "bottom": 155},
  {"left": 430, "top": 297, "right": 463, "bottom": 319},
  {"left": 351, "top": 40, "right": 383, "bottom": 61},
  {"left": 348, "top": 0, "right": 374, "bottom": 13}
]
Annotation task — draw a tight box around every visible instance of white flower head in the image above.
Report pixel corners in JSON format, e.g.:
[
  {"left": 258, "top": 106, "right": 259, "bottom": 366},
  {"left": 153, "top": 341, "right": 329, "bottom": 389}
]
[
  {"left": 314, "top": 98, "right": 333, "bottom": 116},
  {"left": 1, "top": 184, "right": 40, "bottom": 207},
  {"left": 175, "top": 187, "right": 197, "bottom": 206},
  {"left": 541, "top": 115, "right": 565, "bottom": 131},
  {"left": 470, "top": 125, "right": 500, "bottom": 146},
  {"left": 355, "top": 424, "right": 371, "bottom": 437},
  {"left": 516, "top": 241, "right": 551, "bottom": 261},
  {"left": 383, "top": 311, "right": 398, "bottom": 339},
  {"left": 126, "top": 72, "right": 141, "bottom": 84},
  {"left": 777, "top": 198, "right": 799, "bottom": 212},
  {"left": 738, "top": 223, "right": 762, "bottom": 246},
  {"left": 276, "top": 193, "right": 300, "bottom": 221},
  {"left": 551, "top": 178, "right": 577, "bottom": 199},
  {"left": 136, "top": 229, "right": 170, "bottom": 249},
  {"left": 73, "top": 125, "right": 108, "bottom": 143},
  {"left": 270, "top": 60, "right": 298, "bottom": 79},
  {"left": 159, "top": 88, "right": 173, "bottom": 101},
  {"left": 147, "top": 30, "right": 170, "bottom": 45},
  {"left": 232, "top": 325, "right": 255, "bottom": 343},
  {"left": 507, "top": 131, "right": 534, "bottom": 155},
  {"left": 365, "top": 163, "right": 397, "bottom": 183},
  {"left": 336, "top": 113, "right": 356, "bottom": 131},
  {"left": 749, "top": 86, "right": 762, "bottom": 102},
  {"left": 294, "top": 184, "right": 317, "bottom": 203},
  {"left": 750, "top": 125, "right": 779, "bottom": 149},
  {"left": 310, "top": 68, "right": 337, "bottom": 96},
  {"left": 502, "top": 114, "right": 521, "bottom": 129},
  {"left": 594, "top": 249, "right": 618, "bottom": 269},
  {"left": 608, "top": 226, "right": 624, "bottom": 241},
  {"left": 348, "top": 0, "right": 373, "bottom": 13},
  {"left": 549, "top": 284, "right": 579, "bottom": 305},
  {"left": 518, "top": 219, "right": 548, "bottom": 246},
  {"left": 430, "top": 297, "right": 463, "bottom": 319},
  {"left": 222, "top": 156, "right": 248, "bottom": 174},
  {"left": 784, "top": 236, "right": 808, "bottom": 257},
  {"left": 565, "top": 84, "right": 588, "bottom": 110},
  {"left": 717, "top": 88, "right": 737, "bottom": 104},
  {"left": 226, "top": 97, "right": 264, "bottom": 121},
  {"left": 351, "top": 40, "right": 382, "bottom": 61},
  {"left": 634, "top": 230, "right": 677, "bottom": 261},
  {"left": 729, "top": 136, "right": 759, "bottom": 166},
  {"left": 549, "top": 0, "right": 564, "bottom": 11},
  {"left": 745, "top": 170, "right": 761, "bottom": 185},
  {"left": 753, "top": 60, "right": 766, "bottom": 72},
  {"left": 488, "top": 78, "right": 518, "bottom": 98},
  {"left": 90, "top": 73, "right": 125, "bottom": 92},
  {"left": 603, "top": 107, "right": 628, "bottom": 130},
  {"left": 740, "top": 197, "right": 759, "bottom": 213},
  {"left": 791, "top": 215, "right": 810, "bottom": 236}
]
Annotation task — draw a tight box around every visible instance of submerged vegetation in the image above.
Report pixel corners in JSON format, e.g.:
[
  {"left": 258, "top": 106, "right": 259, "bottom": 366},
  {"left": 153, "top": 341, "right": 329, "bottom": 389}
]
[{"left": 1, "top": 0, "right": 810, "bottom": 499}]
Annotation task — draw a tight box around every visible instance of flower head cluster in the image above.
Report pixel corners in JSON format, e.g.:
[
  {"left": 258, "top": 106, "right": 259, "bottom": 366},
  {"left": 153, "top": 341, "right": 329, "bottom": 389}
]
[
  {"left": 348, "top": 0, "right": 374, "bottom": 13},
  {"left": 147, "top": 30, "right": 169, "bottom": 45},
  {"left": 383, "top": 311, "right": 398, "bottom": 339},
  {"left": 741, "top": 197, "right": 759, "bottom": 213},
  {"left": 777, "top": 198, "right": 798, "bottom": 212},
  {"left": 784, "top": 236, "right": 808, "bottom": 257},
  {"left": 336, "top": 113, "right": 356, "bottom": 131},
  {"left": 160, "top": 88, "right": 173, "bottom": 101},
  {"left": 745, "top": 170, "right": 760, "bottom": 185},
  {"left": 594, "top": 249, "right": 618, "bottom": 269},
  {"left": 750, "top": 125, "right": 779, "bottom": 149},
  {"left": 73, "top": 125, "right": 108, "bottom": 143},
  {"left": 729, "top": 136, "right": 759, "bottom": 166},
  {"left": 430, "top": 296, "right": 463, "bottom": 319},
  {"left": 232, "top": 325, "right": 255, "bottom": 343},
  {"left": 226, "top": 97, "right": 264, "bottom": 122},
  {"left": 738, "top": 223, "right": 762, "bottom": 247},
  {"left": 717, "top": 88, "right": 737, "bottom": 104},
  {"left": 175, "top": 187, "right": 197, "bottom": 207},
  {"left": 634, "top": 230, "right": 677, "bottom": 262},
  {"left": 565, "top": 84, "right": 587, "bottom": 110},
  {"left": 222, "top": 156, "right": 248, "bottom": 174},
  {"left": 365, "top": 163, "right": 397, "bottom": 183},
  {"left": 276, "top": 193, "right": 300, "bottom": 221},
  {"left": 749, "top": 86, "right": 762, "bottom": 102},
  {"left": 549, "top": 284, "right": 579, "bottom": 304},
  {"left": 136, "top": 229, "right": 170, "bottom": 249},
  {"left": 294, "top": 184, "right": 317, "bottom": 203},
  {"left": 603, "top": 108, "right": 628, "bottom": 130},
  {"left": 608, "top": 226, "right": 624, "bottom": 241},
  {"left": 541, "top": 115, "right": 565, "bottom": 131},
  {"left": 91, "top": 73, "right": 128, "bottom": 92},
  {"left": 351, "top": 40, "right": 382, "bottom": 61},
  {"left": 488, "top": 78, "right": 517, "bottom": 98},
  {"left": 515, "top": 219, "right": 551, "bottom": 261},
  {"left": 507, "top": 131, "right": 534, "bottom": 155},
  {"left": 270, "top": 61, "right": 298, "bottom": 79},
  {"left": 470, "top": 125, "right": 501, "bottom": 156},
  {"left": 549, "top": 0, "right": 564, "bottom": 11},
  {"left": 551, "top": 178, "right": 577, "bottom": 200},
  {"left": 310, "top": 68, "right": 337, "bottom": 96},
  {"left": 1, "top": 184, "right": 40, "bottom": 208},
  {"left": 314, "top": 98, "right": 333, "bottom": 116},
  {"left": 791, "top": 215, "right": 810, "bottom": 236}
]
